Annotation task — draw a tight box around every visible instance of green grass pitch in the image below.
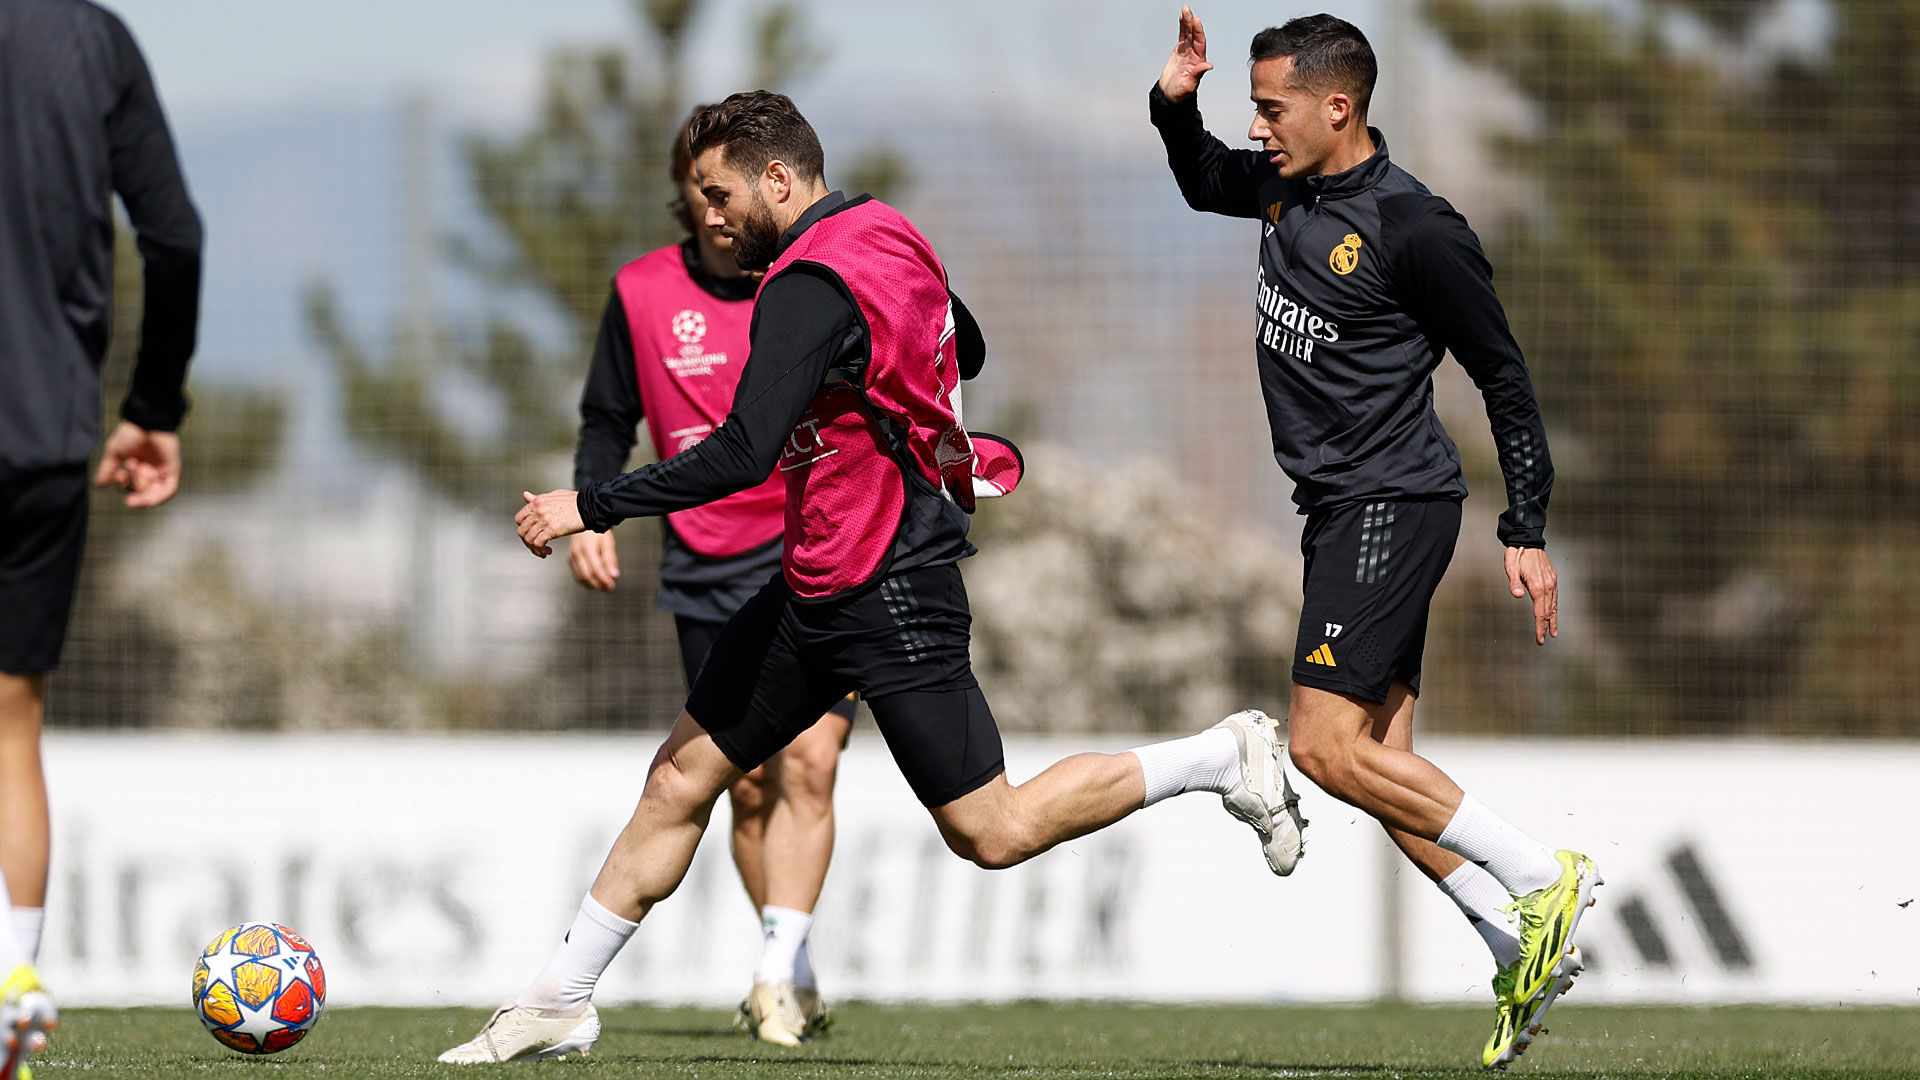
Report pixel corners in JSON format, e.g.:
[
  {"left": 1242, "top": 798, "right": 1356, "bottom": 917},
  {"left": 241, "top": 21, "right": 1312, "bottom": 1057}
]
[{"left": 42, "top": 1002, "right": 1920, "bottom": 1078}]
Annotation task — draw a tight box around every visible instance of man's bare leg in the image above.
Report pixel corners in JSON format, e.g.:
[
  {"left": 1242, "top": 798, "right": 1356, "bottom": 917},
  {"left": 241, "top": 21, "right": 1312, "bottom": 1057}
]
[
  {"left": 438, "top": 712, "right": 744, "bottom": 1063},
  {"left": 756, "top": 712, "right": 846, "bottom": 915},
  {"left": 504, "top": 712, "right": 742, "bottom": 1012},
  {"left": 928, "top": 750, "right": 1148, "bottom": 869},
  {"left": 1364, "top": 684, "right": 1465, "bottom": 883},
  {"left": 727, "top": 764, "right": 773, "bottom": 910},
  {"left": 1367, "top": 683, "right": 1520, "bottom": 967},
  {"left": 727, "top": 710, "right": 849, "bottom": 915},
  {"left": 727, "top": 710, "right": 849, "bottom": 1043},
  {"left": 1285, "top": 682, "right": 1560, "bottom": 898},
  {"left": 587, "top": 712, "right": 743, "bottom": 921},
  {"left": 0, "top": 674, "right": 49, "bottom": 914},
  {"left": 0, "top": 672, "right": 49, "bottom": 971}
]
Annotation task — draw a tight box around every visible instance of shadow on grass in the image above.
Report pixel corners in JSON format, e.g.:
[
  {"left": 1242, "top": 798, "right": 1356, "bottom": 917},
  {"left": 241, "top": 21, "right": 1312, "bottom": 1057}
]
[{"left": 596, "top": 1049, "right": 1402, "bottom": 1075}]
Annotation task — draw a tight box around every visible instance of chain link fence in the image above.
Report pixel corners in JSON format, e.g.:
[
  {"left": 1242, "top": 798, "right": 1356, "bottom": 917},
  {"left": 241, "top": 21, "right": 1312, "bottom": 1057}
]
[{"left": 46, "top": 0, "right": 1920, "bottom": 737}]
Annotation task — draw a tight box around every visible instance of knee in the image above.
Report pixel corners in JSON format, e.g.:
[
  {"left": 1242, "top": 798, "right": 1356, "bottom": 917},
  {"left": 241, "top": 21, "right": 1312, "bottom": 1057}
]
[
  {"left": 728, "top": 768, "right": 774, "bottom": 821},
  {"left": 0, "top": 674, "right": 45, "bottom": 731},
  {"left": 943, "top": 834, "right": 1023, "bottom": 871},
  {"left": 937, "top": 819, "right": 1031, "bottom": 871},
  {"left": 779, "top": 743, "right": 840, "bottom": 811},
  {"left": 1287, "top": 727, "right": 1355, "bottom": 800},
  {"left": 644, "top": 744, "right": 718, "bottom": 815}
]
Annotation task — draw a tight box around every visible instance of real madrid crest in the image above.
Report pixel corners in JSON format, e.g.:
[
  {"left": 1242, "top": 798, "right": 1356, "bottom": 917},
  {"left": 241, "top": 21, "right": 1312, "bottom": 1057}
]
[{"left": 1329, "top": 233, "right": 1363, "bottom": 276}]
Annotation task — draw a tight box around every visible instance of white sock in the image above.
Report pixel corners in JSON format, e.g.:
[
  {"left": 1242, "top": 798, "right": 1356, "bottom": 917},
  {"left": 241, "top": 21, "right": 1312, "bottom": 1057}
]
[
  {"left": 0, "top": 873, "right": 20, "bottom": 972},
  {"left": 10, "top": 908, "right": 43, "bottom": 964},
  {"left": 1439, "top": 862, "right": 1521, "bottom": 968},
  {"left": 1437, "top": 793, "right": 1562, "bottom": 896},
  {"left": 792, "top": 934, "right": 817, "bottom": 991},
  {"left": 753, "top": 905, "right": 814, "bottom": 986},
  {"left": 520, "top": 894, "right": 639, "bottom": 1012},
  {"left": 1131, "top": 728, "right": 1240, "bottom": 807}
]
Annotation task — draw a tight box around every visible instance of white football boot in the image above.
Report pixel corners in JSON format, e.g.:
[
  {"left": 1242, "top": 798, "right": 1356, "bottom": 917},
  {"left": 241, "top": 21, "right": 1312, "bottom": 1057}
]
[
  {"left": 437, "top": 1000, "right": 600, "bottom": 1063},
  {"left": 740, "top": 980, "right": 816, "bottom": 1047},
  {"left": 1215, "top": 709, "right": 1308, "bottom": 875}
]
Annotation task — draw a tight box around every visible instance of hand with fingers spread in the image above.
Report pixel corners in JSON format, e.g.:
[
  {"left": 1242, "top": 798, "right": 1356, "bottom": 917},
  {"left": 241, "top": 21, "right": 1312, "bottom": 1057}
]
[
  {"left": 92, "top": 420, "right": 183, "bottom": 508},
  {"left": 1504, "top": 546, "right": 1559, "bottom": 645},
  {"left": 1158, "top": 4, "right": 1215, "bottom": 104},
  {"left": 516, "top": 489, "right": 584, "bottom": 558},
  {"left": 568, "top": 529, "right": 622, "bottom": 591}
]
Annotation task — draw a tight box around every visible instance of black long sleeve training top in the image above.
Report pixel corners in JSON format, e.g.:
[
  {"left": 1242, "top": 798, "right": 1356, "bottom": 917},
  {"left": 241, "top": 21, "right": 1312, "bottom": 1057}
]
[
  {"left": 1150, "top": 84, "right": 1552, "bottom": 547},
  {"left": 0, "top": 0, "right": 203, "bottom": 475},
  {"left": 576, "top": 263, "right": 853, "bottom": 530}
]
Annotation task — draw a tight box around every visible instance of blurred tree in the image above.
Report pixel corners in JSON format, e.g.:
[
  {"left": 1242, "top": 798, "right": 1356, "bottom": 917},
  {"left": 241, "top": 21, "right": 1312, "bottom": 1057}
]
[
  {"left": 50, "top": 227, "right": 288, "bottom": 728},
  {"left": 1424, "top": 0, "right": 1920, "bottom": 732},
  {"left": 304, "top": 0, "right": 911, "bottom": 727}
]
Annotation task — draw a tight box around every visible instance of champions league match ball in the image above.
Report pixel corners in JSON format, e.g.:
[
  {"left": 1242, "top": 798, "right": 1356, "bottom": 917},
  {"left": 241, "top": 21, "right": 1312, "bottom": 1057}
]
[{"left": 190, "top": 922, "right": 328, "bottom": 1054}]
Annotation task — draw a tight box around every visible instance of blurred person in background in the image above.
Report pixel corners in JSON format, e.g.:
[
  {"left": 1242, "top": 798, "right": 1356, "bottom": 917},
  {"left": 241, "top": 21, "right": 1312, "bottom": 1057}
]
[
  {"left": 564, "top": 107, "right": 853, "bottom": 1046},
  {"left": 1152, "top": 7, "right": 1595, "bottom": 1069},
  {"left": 0, "top": 0, "right": 203, "bottom": 1073},
  {"left": 446, "top": 90, "right": 1301, "bottom": 1065}
]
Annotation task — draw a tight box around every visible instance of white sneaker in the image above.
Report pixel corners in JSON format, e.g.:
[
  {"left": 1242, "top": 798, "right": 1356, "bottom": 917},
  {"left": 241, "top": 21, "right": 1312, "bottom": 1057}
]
[
  {"left": 735, "top": 983, "right": 831, "bottom": 1041},
  {"left": 741, "top": 980, "right": 815, "bottom": 1047},
  {"left": 1215, "top": 709, "right": 1307, "bottom": 875},
  {"left": 793, "top": 985, "right": 831, "bottom": 1035},
  {"left": 437, "top": 1000, "right": 600, "bottom": 1063}
]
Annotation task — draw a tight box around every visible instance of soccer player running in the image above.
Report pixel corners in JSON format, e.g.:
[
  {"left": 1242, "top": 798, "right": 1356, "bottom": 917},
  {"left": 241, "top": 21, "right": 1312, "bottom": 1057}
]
[
  {"left": 566, "top": 108, "right": 856, "bottom": 1045},
  {"left": 441, "top": 90, "right": 1306, "bottom": 1064},
  {"left": 1150, "top": 8, "right": 1597, "bottom": 1069},
  {"left": 0, "top": 1, "right": 203, "bottom": 1076}
]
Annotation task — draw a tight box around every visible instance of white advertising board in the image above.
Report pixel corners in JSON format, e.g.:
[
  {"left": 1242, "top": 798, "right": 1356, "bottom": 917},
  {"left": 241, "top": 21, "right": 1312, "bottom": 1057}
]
[{"left": 36, "top": 734, "right": 1920, "bottom": 1007}]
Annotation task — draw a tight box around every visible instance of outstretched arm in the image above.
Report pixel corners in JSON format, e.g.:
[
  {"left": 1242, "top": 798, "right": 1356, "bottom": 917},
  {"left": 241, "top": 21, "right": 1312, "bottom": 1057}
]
[
  {"left": 1148, "top": 7, "right": 1267, "bottom": 219},
  {"left": 517, "top": 270, "right": 854, "bottom": 556}
]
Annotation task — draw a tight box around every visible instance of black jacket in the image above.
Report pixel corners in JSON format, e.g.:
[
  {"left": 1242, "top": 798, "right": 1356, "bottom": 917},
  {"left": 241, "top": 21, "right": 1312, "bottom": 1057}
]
[
  {"left": 1150, "top": 85, "right": 1551, "bottom": 547},
  {"left": 0, "top": 0, "right": 202, "bottom": 475}
]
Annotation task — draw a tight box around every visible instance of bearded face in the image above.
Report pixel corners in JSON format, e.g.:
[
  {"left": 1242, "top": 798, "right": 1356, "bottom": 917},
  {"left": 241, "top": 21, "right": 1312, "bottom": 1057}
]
[{"left": 727, "top": 188, "right": 785, "bottom": 272}]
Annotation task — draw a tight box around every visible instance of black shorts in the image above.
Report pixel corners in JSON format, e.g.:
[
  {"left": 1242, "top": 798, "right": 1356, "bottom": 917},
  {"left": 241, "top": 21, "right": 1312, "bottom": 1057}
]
[
  {"left": 1293, "top": 497, "right": 1461, "bottom": 704},
  {"left": 685, "top": 563, "right": 1004, "bottom": 807},
  {"left": 674, "top": 614, "right": 857, "bottom": 723},
  {"left": 0, "top": 466, "right": 91, "bottom": 675}
]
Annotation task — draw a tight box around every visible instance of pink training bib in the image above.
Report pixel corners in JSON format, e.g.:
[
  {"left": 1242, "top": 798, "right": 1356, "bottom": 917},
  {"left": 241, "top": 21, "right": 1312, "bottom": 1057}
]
[{"left": 614, "top": 246, "right": 784, "bottom": 558}]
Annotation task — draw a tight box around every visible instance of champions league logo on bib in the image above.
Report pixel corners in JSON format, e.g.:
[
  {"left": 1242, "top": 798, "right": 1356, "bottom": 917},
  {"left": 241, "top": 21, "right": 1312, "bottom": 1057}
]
[{"left": 671, "top": 309, "right": 708, "bottom": 345}]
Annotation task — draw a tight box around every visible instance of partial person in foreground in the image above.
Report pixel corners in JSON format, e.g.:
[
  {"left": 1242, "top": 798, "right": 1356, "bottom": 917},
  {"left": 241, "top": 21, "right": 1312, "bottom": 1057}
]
[
  {"left": 440, "top": 90, "right": 1305, "bottom": 1064},
  {"left": 566, "top": 107, "right": 855, "bottom": 1045},
  {"left": 1150, "top": 8, "right": 1598, "bottom": 1069},
  {"left": 0, "top": 1, "right": 204, "bottom": 1076}
]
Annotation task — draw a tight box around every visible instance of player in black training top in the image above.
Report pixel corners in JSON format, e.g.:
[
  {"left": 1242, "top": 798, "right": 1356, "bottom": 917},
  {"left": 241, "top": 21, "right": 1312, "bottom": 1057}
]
[
  {"left": 0, "top": 0, "right": 203, "bottom": 1065},
  {"left": 1152, "top": 8, "right": 1598, "bottom": 1068}
]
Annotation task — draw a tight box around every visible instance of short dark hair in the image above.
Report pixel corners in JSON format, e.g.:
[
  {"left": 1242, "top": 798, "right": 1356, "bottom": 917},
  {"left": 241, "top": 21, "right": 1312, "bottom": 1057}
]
[
  {"left": 686, "top": 91, "right": 826, "bottom": 183},
  {"left": 670, "top": 105, "right": 708, "bottom": 186},
  {"left": 1249, "top": 15, "right": 1377, "bottom": 117}
]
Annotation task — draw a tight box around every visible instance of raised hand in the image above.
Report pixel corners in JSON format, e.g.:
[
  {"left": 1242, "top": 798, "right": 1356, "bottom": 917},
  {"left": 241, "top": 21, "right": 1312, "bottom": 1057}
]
[{"left": 1158, "top": 5, "right": 1215, "bottom": 104}]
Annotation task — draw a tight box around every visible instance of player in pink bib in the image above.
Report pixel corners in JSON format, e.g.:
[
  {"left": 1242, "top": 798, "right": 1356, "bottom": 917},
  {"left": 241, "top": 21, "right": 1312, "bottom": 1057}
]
[
  {"left": 564, "top": 112, "right": 853, "bottom": 1044},
  {"left": 446, "top": 92, "right": 1301, "bottom": 1065}
]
